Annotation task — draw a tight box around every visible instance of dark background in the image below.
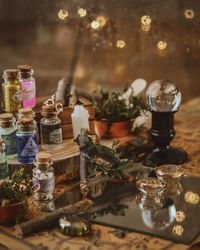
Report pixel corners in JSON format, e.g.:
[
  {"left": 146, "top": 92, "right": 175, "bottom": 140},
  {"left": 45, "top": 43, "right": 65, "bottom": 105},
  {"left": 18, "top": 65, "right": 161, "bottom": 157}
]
[{"left": 0, "top": 0, "right": 200, "bottom": 102}]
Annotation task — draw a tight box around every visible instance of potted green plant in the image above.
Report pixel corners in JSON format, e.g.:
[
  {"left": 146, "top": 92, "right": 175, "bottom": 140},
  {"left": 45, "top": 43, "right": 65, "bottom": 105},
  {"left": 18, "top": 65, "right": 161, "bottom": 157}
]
[
  {"left": 0, "top": 168, "right": 40, "bottom": 224},
  {"left": 93, "top": 83, "right": 146, "bottom": 138}
]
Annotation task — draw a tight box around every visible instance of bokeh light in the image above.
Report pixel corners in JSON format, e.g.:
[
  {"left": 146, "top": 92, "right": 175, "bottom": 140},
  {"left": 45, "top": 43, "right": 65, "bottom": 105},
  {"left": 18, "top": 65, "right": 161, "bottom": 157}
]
[
  {"left": 176, "top": 211, "right": 185, "bottom": 222},
  {"left": 77, "top": 8, "right": 87, "bottom": 17},
  {"left": 91, "top": 20, "right": 100, "bottom": 29},
  {"left": 141, "top": 24, "right": 151, "bottom": 32},
  {"left": 96, "top": 16, "right": 107, "bottom": 27},
  {"left": 184, "top": 9, "right": 195, "bottom": 19},
  {"left": 58, "top": 9, "right": 69, "bottom": 20},
  {"left": 157, "top": 41, "right": 167, "bottom": 50},
  {"left": 173, "top": 225, "right": 184, "bottom": 236},
  {"left": 141, "top": 15, "right": 152, "bottom": 25},
  {"left": 116, "top": 40, "right": 126, "bottom": 48},
  {"left": 184, "top": 191, "right": 199, "bottom": 204}
]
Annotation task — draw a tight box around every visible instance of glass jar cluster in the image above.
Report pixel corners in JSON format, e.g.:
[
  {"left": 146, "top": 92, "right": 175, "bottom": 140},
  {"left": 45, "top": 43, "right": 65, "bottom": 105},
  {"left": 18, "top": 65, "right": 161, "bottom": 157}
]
[
  {"left": 2, "top": 65, "right": 36, "bottom": 113},
  {"left": 0, "top": 108, "right": 38, "bottom": 164}
]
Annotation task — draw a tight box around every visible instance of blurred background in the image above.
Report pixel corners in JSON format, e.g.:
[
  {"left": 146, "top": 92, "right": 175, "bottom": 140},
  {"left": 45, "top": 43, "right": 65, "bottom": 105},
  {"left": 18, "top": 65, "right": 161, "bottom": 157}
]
[{"left": 0, "top": 0, "right": 200, "bottom": 102}]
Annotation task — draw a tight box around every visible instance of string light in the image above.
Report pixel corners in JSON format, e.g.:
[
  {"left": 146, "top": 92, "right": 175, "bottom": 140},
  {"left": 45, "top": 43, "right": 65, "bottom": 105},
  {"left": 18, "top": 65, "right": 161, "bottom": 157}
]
[
  {"left": 176, "top": 211, "right": 185, "bottom": 222},
  {"left": 173, "top": 225, "right": 184, "bottom": 236},
  {"left": 157, "top": 41, "right": 167, "bottom": 50},
  {"left": 141, "top": 15, "right": 152, "bottom": 25},
  {"left": 116, "top": 40, "right": 126, "bottom": 48},
  {"left": 58, "top": 9, "right": 69, "bottom": 20},
  {"left": 91, "top": 20, "right": 100, "bottom": 29},
  {"left": 77, "top": 8, "right": 87, "bottom": 17},
  {"left": 184, "top": 9, "right": 194, "bottom": 19},
  {"left": 184, "top": 191, "right": 199, "bottom": 204}
]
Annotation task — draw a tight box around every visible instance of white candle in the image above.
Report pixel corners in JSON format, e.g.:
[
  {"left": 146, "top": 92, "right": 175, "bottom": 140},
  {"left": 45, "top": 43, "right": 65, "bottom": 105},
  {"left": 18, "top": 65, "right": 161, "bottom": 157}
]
[{"left": 71, "top": 105, "right": 90, "bottom": 138}]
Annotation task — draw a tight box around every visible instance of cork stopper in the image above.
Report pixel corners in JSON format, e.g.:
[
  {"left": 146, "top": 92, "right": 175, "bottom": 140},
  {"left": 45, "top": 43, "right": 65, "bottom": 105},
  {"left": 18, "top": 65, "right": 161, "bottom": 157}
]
[
  {"left": 42, "top": 104, "right": 55, "bottom": 113},
  {"left": 18, "top": 65, "right": 32, "bottom": 72},
  {"left": 4, "top": 69, "right": 18, "bottom": 80},
  {"left": 0, "top": 113, "right": 13, "bottom": 121},
  {"left": 36, "top": 152, "right": 51, "bottom": 162},
  {"left": 0, "top": 138, "right": 3, "bottom": 147},
  {"left": 18, "top": 108, "right": 33, "bottom": 116},
  {"left": 18, "top": 117, "right": 33, "bottom": 125}
]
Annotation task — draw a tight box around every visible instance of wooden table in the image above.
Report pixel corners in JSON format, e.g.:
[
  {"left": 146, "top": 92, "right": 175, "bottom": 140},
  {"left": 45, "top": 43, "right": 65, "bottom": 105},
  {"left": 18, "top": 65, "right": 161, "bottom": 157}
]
[{"left": 1, "top": 97, "right": 200, "bottom": 250}]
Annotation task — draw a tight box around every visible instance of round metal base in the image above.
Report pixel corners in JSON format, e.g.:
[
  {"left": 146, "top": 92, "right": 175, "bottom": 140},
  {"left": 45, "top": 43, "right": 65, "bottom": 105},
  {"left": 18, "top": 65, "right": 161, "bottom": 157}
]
[{"left": 145, "top": 146, "right": 187, "bottom": 166}]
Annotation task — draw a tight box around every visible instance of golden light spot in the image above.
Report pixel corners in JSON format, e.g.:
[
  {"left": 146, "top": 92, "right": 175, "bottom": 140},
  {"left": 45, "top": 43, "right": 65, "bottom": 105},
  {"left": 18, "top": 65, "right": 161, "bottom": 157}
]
[
  {"left": 96, "top": 16, "right": 107, "bottom": 27},
  {"left": 141, "top": 15, "right": 152, "bottom": 25},
  {"left": 77, "top": 8, "right": 87, "bottom": 17},
  {"left": 157, "top": 41, "right": 167, "bottom": 50},
  {"left": 184, "top": 9, "right": 195, "bottom": 19},
  {"left": 186, "top": 47, "right": 190, "bottom": 53},
  {"left": 184, "top": 191, "right": 199, "bottom": 204},
  {"left": 58, "top": 9, "right": 69, "bottom": 20},
  {"left": 141, "top": 24, "right": 151, "bottom": 32},
  {"left": 173, "top": 225, "right": 184, "bottom": 236},
  {"left": 176, "top": 211, "right": 185, "bottom": 222},
  {"left": 91, "top": 20, "right": 100, "bottom": 29},
  {"left": 116, "top": 40, "right": 126, "bottom": 48}
]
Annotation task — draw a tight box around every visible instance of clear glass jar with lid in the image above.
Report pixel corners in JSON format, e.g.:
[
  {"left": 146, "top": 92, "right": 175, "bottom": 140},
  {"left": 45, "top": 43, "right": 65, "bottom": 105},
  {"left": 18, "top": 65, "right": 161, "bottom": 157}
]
[
  {"left": 18, "top": 65, "right": 36, "bottom": 108},
  {"left": 0, "top": 138, "right": 9, "bottom": 180},
  {"left": 40, "top": 103, "right": 63, "bottom": 150},
  {"left": 2, "top": 69, "right": 23, "bottom": 113},
  {"left": 0, "top": 113, "right": 17, "bottom": 158},
  {"left": 33, "top": 152, "right": 55, "bottom": 202},
  {"left": 16, "top": 117, "right": 38, "bottom": 163}
]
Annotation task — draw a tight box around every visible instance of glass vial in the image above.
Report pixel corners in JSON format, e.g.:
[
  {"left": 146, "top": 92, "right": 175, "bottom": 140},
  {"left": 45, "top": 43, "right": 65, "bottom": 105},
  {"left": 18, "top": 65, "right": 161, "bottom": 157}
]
[
  {"left": 18, "top": 65, "right": 36, "bottom": 108},
  {"left": 0, "top": 113, "right": 17, "bottom": 158},
  {"left": 18, "top": 107, "right": 38, "bottom": 133},
  {"left": 2, "top": 69, "right": 23, "bottom": 113},
  {"left": 33, "top": 152, "right": 55, "bottom": 201},
  {"left": 0, "top": 138, "right": 9, "bottom": 180},
  {"left": 40, "top": 104, "right": 62, "bottom": 150},
  {"left": 16, "top": 117, "right": 38, "bottom": 163}
]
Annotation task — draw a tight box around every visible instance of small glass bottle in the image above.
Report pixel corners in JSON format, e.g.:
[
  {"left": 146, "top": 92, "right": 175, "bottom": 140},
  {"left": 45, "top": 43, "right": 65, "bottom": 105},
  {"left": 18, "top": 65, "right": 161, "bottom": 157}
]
[
  {"left": 16, "top": 117, "right": 38, "bottom": 163},
  {"left": 2, "top": 69, "right": 23, "bottom": 113},
  {"left": 0, "top": 138, "right": 9, "bottom": 180},
  {"left": 40, "top": 104, "right": 62, "bottom": 150},
  {"left": 0, "top": 113, "right": 17, "bottom": 158},
  {"left": 18, "top": 107, "right": 38, "bottom": 133},
  {"left": 33, "top": 152, "right": 55, "bottom": 201},
  {"left": 18, "top": 65, "right": 36, "bottom": 108}
]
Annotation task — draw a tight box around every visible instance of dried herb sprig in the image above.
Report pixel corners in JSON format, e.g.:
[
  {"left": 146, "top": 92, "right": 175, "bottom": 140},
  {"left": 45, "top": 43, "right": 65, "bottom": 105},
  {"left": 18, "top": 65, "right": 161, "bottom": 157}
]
[{"left": 85, "top": 137, "right": 129, "bottom": 179}]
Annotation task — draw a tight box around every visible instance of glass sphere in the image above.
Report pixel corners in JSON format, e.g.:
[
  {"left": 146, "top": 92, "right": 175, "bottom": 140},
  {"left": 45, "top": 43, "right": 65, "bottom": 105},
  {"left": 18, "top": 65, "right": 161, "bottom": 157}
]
[{"left": 146, "top": 80, "right": 181, "bottom": 112}]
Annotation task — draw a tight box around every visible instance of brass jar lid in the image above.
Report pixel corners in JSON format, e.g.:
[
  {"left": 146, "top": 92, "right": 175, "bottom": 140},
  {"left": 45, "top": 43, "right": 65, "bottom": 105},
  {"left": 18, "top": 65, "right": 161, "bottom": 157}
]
[
  {"left": 18, "top": 108, "right": 33, "bottom": 116},
  {"left": 0, "top": 113, "right": 13, "bottom": 121},
  {"left": 36, "top": 152, "right": 51, "bottom": 162},
  {"left": 18, "top": 117, "right": 33, "bottom": 125}
]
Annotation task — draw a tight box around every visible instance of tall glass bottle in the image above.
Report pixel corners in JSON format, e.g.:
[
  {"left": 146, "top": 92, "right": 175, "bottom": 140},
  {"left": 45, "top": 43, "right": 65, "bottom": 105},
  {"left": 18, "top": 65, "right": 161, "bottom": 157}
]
[
  {"left": 0, "top": 138, "right": 9, "bottom": 180},
  {"left": 18, "top": 65, "right": 36, "bottom": 108},
  {"left": 0, "top": 113, "right": 17, "bottom": 158},
  {"left": 33, "top": 152, "right": 55, "bottom": 201},
  {"left": 2, "top": 69, "right": 23, "bottom": 113},
  {"left": 40, "top": 104, "right": 62, "bottom": 150},
  {"left": 16, "top": 117, "right": 38, "bottom": 164}
]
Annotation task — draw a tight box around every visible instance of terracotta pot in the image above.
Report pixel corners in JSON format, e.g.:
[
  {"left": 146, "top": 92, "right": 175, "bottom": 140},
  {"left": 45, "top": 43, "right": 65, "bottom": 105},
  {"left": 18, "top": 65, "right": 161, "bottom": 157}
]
[
  {"left": 0, "top": 183, "right": 40, "bottom": 224},
  {"left": 94, "top": 119, "right": 134, "bottom": 138}
]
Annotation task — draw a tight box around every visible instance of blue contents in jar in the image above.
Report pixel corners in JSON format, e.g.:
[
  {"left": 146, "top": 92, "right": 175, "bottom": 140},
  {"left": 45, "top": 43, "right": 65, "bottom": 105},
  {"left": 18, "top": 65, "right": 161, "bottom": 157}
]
[{"left": 16, "top": 133, "right": 38, "bottom": 163}]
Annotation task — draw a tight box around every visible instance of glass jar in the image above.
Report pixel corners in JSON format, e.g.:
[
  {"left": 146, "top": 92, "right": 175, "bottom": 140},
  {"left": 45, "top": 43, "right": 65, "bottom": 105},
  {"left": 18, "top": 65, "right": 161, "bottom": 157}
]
[
  {"left": 0, "top": 113, "right": 17, "bottom": 158},
  {"left": 40, "top": 104, "right": 62, "bottom": 150},
  {"left": 16, "top": 117, "right": 38, "bottom": 163},
  {"left": 18, "top": 65, "right": 36, "bottom": 108},
  {"left": 2, "top": 69, "right": 23, "bottom": 113},
  {"left": 0, "top": 138, "right": 9, "bottom": 180},
  {"left": 18, "top": 107, "right": 38, "bottom": 133},
  {"left": 33, "top": 152, "right": 55, "bottom": 201}
]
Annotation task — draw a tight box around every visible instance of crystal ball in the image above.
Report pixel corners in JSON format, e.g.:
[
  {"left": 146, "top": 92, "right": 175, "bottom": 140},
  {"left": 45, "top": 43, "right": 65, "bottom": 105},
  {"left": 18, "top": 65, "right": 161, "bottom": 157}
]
[{"left": 146, "top": 80, "right": 182, "bottom": 112}]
